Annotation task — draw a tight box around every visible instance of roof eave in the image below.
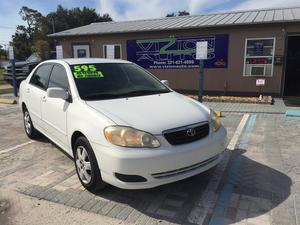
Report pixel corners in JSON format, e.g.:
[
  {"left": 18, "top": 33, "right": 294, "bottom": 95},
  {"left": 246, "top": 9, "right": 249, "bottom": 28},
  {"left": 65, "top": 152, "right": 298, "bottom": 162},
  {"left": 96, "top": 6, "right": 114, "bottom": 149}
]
[{"left": 48, "top": 20, "right": 300, "bottom": 38}]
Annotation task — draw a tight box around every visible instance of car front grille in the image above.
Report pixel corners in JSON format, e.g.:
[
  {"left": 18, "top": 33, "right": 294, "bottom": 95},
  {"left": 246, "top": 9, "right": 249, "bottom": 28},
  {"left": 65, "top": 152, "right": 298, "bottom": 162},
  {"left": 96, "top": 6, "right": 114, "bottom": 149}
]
[
  {"left": 163, "top": 122, "right": 209, "bottom": 145},
  {"left": 4, "top": 66, "right": 29, "bottom": 77},
  {"left": 152, "top": 154, "right": 219, "bottom": 179}
]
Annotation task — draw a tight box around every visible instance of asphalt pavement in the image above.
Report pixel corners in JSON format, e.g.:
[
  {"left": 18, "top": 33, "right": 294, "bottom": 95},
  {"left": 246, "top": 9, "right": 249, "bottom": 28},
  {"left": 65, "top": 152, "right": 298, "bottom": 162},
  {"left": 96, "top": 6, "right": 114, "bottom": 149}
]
[{"left": 0, "top": 102, "right": 299, "bottom": 225}]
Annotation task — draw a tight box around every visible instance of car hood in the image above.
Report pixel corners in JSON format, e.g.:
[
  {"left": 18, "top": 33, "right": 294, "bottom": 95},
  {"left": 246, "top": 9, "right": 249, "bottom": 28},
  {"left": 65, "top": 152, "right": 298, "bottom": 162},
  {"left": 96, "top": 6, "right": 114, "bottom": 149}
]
[
  {"left": 86, "top": 92, "right": 210, "bottom": 135},
  {"left": 5, "top": 61, "right": 39, "bottom": 68}
]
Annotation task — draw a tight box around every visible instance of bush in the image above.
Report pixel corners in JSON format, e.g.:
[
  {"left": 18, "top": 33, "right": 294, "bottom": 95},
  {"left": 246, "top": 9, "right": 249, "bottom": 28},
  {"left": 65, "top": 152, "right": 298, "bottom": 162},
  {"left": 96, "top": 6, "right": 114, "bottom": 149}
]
[{"left": 31, "top": 40, "right": 50, "bottom": 60}]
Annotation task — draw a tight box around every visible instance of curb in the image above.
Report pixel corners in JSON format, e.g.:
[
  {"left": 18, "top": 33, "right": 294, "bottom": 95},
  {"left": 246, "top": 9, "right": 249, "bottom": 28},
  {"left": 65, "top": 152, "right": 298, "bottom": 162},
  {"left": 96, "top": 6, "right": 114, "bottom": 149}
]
[
  {"left": 286, "top": 110, "right": 300, "bottom": 117},
  {"left": 0, "top": 98, "right": 17, "bottom": 104}
]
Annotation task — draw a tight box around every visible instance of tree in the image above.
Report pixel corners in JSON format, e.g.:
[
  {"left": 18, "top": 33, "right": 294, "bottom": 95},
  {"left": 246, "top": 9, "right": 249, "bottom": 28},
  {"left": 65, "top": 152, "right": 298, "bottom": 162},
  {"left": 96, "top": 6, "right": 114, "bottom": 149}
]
[
  {"left": 0, "top": 45, "right": 7, "bottom": 60},
  {"left": 18, "top": 6, "right": 43, "bottom": 40},
  {"left": 178, "top": 10, "right": 190, "bottom": 16},
  {"left": 11, "top": 7, "right": 43, "bottom": 59},
  {"left": 31, "top": 40, "right": 50, "bottom": 60},
  {"left": 11, "top": 5, "right": 113, "bottom": 60},
  {"left": 42, "top": 5, "right": 112, "bottom": 34},
  {"left": 166, "top": 10, "right": 190, "bottom": 17},
  {"left": 11, "top": 31, "right": 32, "bottom": 60},
  {"left": 166, "top": 13, "right": 175, "bottom": 17}
]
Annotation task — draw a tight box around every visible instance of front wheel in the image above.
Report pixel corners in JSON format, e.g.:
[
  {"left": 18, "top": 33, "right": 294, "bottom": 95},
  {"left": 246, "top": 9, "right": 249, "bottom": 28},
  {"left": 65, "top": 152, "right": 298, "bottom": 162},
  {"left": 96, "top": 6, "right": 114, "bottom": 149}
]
[
  {"left": 74, "top": 137, "right": 107, "bottom": 192},
  {"left": 23, "top": 108, "right": 40, "bottom": 139}
]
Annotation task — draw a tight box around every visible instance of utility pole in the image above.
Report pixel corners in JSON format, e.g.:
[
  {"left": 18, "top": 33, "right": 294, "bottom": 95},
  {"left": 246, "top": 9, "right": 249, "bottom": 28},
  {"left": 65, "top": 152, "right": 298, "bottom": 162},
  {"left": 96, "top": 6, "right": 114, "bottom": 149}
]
[{"left": 51, "top": 17, "right": 55, "bottom": 33}]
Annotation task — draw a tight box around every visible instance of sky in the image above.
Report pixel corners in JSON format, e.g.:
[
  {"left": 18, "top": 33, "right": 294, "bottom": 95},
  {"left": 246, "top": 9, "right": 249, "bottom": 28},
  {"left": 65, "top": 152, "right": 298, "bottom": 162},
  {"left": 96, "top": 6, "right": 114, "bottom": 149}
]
[{"left": 1, "top": 0, "right": 300, "bottom": 47}]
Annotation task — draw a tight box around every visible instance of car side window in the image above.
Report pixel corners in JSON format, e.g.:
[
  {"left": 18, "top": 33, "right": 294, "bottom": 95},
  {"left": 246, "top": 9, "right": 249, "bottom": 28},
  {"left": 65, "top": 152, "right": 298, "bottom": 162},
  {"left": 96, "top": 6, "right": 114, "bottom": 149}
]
[
  {"left": 48, "top": 64, "right": 69, "bottom": 91},
  {"left": 29, "top": 64, "right": 53, "bottom": 90}
]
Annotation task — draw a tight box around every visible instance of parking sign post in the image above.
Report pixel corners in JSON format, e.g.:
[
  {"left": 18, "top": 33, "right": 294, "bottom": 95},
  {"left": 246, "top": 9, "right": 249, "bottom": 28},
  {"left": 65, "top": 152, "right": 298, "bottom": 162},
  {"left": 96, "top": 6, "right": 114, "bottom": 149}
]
[
  {"left": 198, "top": 60, "right": 204, "bottom": 102},
  {"left": 196, "top": 41, "right": 208, "bottom": 102},
  {"left": 9, "top": 46, "right": 17, "bottom": 97}
]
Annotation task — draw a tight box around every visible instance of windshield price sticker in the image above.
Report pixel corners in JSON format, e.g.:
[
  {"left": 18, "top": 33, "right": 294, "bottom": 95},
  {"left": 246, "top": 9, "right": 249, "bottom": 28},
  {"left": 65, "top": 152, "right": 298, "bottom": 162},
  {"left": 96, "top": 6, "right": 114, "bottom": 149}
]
[{"left": 72, "top": 64, "right": 104, "bottom": 78}]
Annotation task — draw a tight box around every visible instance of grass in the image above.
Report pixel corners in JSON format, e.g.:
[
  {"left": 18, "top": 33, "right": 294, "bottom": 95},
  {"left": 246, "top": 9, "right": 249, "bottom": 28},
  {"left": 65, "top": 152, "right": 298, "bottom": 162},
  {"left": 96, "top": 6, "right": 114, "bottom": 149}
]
[{"left": 0, "top": 68, "right": 3, "bottom": 80}]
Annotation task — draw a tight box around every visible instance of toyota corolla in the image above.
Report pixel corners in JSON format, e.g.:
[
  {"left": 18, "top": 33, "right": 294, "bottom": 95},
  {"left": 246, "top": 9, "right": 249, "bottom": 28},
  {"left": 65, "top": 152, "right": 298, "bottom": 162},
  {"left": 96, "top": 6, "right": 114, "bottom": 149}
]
[{"left": 19, "top": 58, "right": 227, "bottom": 191}]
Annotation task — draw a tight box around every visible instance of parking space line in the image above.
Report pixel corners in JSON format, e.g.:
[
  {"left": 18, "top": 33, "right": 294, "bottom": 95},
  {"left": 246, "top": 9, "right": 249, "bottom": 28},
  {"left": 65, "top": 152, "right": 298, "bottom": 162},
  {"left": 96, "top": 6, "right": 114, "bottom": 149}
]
[
  {"left": 227, "top": 113, "right": 250, "bottom": 151},
  {"left": 0, "top": 140, "right": 36, "bottom": 154},
  {"left": 188, "top": 113, "right": 250, "bottom": 225},
  {"left": 209, "top": 114, "right": 257, "bottom": 225}
]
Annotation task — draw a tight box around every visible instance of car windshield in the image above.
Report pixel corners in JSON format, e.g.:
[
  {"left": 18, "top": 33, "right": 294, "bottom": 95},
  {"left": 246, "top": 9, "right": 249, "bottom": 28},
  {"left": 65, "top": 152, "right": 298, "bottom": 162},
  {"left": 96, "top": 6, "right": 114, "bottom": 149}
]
[
  {"left": 26, "top": 54, "right": 41, "bottom": 63},
  {"left": 69, "top": 63, "right": 171, "bottom": 100}
]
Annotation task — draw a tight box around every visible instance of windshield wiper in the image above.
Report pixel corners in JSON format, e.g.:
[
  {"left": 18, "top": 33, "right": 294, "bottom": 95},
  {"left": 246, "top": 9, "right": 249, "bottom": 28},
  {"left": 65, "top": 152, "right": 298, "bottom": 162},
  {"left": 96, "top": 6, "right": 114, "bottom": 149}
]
[
  {"left": 83, "top": 89, "right": 170, "bottom": 100},
  {"left": 83, "top": 93, "right": 124, "bottom": 100},
  {"left": 124, "top": 89, "right": 170, "bottom": 97}
]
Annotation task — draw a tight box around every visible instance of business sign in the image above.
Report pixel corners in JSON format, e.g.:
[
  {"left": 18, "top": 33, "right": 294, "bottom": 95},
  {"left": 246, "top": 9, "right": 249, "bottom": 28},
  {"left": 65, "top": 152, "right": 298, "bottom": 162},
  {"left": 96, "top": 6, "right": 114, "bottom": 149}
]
[
  {"left": 127, "top": 34, "right": 228, "bottom": 69},
  {"left": 196, "top": 41, "right": 208, "bottom": 60},
  {"left": 256, "top": 79, "right": 265, "bottom": 86},
  {"left": 8, "top": 46, "right": 14, "bottom": 60}
]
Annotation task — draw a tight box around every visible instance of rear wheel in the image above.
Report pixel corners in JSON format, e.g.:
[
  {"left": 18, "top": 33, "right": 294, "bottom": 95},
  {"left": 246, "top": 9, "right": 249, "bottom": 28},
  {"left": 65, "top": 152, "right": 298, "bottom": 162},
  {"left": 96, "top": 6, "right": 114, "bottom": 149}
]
[
  {"left": 74, "top": 137, "right": 106, "bottom": 192},
  {"left": 23, "top": 107, "right": 40, "bottom": 139}
]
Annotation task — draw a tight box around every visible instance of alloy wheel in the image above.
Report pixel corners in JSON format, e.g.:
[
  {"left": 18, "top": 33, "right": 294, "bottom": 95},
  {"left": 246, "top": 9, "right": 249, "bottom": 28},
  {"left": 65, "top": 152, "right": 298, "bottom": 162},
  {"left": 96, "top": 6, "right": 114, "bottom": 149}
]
[
  {"left": 24, "top": 111, "right": 32, "bottom": 135},
  {"left": 75, "top": 146, "right": 92, "bottom": 184}
]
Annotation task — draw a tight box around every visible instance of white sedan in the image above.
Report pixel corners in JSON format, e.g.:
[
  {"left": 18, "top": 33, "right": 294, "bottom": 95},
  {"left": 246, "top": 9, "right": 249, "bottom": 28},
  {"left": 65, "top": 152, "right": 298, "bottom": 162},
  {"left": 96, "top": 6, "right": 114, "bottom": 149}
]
[{"left": 19, "top": 58, "right": 227, "bottom": 191}]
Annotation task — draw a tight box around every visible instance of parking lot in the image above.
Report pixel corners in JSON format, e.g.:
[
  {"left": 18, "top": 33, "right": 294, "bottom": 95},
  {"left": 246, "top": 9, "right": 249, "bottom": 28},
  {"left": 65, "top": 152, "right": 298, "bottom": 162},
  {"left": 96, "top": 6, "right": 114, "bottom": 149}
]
[{"left": 0, "top": 102, "right": 299, "bottom": 225}]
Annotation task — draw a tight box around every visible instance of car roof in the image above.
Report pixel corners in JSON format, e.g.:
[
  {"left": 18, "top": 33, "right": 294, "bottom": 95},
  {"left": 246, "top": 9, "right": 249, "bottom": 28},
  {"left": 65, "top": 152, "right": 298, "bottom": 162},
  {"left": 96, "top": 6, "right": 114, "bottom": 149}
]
[{"left": 44, "top": 58, "right": 132, "bottom": 65}]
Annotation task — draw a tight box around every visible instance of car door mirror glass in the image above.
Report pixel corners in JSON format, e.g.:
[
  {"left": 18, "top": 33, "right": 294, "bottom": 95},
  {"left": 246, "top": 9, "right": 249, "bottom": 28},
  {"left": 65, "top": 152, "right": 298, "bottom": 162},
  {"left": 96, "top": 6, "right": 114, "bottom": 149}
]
[{"left": 47, "top": 87, "right": 69, "bottom": 100}]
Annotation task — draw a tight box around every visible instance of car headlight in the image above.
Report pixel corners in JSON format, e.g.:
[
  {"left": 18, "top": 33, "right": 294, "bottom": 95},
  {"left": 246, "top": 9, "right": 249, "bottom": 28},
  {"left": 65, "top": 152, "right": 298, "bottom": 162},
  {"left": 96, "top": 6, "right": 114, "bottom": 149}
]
[
  {"left": 104, "top": 126, "right": 160, "bottom": 148},
  {"left": 210, "top": 109, "right": 222, "bottom": 132}
]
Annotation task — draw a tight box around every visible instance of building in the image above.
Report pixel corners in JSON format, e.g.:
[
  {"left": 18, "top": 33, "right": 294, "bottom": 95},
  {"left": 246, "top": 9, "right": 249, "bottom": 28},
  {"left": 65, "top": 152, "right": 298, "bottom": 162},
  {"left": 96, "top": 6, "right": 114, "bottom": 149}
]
[{"left": 49, "top": 6, "right": 300, "bottom": 97}]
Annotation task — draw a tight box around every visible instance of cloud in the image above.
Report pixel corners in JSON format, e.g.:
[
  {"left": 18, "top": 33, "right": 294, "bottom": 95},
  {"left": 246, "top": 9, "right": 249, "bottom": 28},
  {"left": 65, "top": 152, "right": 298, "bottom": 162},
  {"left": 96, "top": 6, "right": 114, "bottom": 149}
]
[
  {"left": 187, "top": 0, "right": 233, "bottom": 14},
  {"left": 233, "top": 0, "right": 300, "bottom": 10},
  {"left": 99, "top": 0, "right": 187, "bottom": 21},
  {"left": 98, "top": 0, "right": 300, "bottom": 22},
  {"left": 98, "top": 0, "right": 244, "bottom": 21}
]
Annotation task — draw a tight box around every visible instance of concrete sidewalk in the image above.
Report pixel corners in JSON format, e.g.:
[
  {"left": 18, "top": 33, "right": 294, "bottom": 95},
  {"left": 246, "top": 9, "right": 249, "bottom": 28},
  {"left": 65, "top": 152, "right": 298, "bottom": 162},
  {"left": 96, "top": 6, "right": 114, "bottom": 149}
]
[{"left": 205, "top": 98, "right": 299, "bottom": 114}]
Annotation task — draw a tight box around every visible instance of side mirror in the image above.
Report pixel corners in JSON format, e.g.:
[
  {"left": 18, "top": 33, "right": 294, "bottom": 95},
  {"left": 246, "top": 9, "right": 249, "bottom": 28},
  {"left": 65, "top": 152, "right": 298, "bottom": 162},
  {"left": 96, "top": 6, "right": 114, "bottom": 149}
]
[
  {"left": 47, "top": 87, "right": 69, "bottom": 100},
  {"left": 161, "top": 80, "right": 169, "bottom": 87}
]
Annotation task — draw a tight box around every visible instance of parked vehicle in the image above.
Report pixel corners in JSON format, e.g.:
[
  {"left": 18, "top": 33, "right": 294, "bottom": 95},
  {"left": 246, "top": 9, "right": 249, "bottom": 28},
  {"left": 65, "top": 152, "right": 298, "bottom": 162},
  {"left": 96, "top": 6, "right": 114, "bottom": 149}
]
[
  {"left": 4, "top": 52, "right": 55, "bottom": 87},
  {"left": 19, "top": 58, "right": 227, "bottom": 191}
]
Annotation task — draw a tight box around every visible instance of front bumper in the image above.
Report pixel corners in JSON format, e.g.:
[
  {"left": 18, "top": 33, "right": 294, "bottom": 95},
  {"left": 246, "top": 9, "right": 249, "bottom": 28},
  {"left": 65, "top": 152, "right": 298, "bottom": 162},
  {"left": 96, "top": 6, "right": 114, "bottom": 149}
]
[{"left": 91, "top": 126, "right": 227, "bottom": 189}]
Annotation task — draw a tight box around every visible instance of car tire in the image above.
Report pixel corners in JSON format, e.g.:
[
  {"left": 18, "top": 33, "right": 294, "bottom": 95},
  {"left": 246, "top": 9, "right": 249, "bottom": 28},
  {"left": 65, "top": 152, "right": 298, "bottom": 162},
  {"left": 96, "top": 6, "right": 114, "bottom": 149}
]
[
  {"left": 74, "top": 137, "right": 107, "bottom": 192},
  {"left": 23, "top": 107, "right": 40, "bottom": 139}
]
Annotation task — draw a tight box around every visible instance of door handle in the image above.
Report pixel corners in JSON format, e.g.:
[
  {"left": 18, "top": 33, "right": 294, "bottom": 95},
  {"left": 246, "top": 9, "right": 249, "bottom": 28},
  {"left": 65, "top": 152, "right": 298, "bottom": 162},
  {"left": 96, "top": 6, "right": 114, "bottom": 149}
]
[{"left": 42, "top": 96, "right": 47, "bottom": 102}]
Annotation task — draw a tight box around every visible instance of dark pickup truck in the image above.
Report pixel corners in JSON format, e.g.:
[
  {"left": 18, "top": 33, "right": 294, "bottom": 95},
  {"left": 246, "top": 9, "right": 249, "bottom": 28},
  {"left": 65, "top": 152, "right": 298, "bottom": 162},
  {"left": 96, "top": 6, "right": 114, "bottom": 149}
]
[{"left": 4, "top": 53, "right": 55, "bottom": 87}]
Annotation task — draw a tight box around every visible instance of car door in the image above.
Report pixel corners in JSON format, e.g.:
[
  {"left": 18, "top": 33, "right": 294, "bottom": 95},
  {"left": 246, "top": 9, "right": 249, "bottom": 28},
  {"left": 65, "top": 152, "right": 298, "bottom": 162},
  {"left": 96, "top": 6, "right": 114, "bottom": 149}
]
[
  {"left": 26, "top": 64, "right": 53, "bottom": 131},
  {"left": 41, "top": 64, "right": 70, "bottom": 150}
]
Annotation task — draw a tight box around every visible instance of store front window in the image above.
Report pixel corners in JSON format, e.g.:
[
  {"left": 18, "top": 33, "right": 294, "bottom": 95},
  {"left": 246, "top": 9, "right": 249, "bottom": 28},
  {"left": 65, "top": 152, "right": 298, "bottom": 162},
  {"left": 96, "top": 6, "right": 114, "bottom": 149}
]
[
  {"left": 243, "top": 38, "right": 275, "bottom": 76},
  {"left": 103, "top": 44, "right": 122, "bottom": 59}
]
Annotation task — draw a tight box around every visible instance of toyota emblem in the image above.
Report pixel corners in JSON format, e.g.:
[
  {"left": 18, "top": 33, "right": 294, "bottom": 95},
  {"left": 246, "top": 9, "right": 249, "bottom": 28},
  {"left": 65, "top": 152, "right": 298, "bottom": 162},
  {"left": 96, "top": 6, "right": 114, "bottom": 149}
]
[{"left": 186, "top": 128, "right": 196, "bottom": 137}]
